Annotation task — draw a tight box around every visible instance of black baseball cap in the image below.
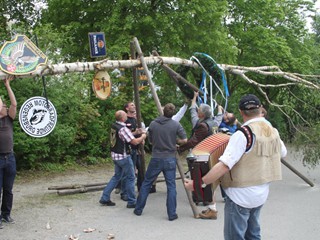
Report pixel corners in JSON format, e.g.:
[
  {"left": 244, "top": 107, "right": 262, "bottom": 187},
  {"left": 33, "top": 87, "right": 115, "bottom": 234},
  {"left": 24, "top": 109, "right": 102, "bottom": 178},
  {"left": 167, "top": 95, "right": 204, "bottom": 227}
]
[{"left": 239, "top": 94, "right": 261, "bottom": 110}]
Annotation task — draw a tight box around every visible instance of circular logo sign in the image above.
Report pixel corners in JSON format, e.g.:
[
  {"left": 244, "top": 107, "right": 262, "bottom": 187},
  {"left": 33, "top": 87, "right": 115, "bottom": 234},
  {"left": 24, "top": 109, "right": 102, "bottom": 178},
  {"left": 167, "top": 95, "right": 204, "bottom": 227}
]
[
  {"left": 92, "top": 70, "right": 112, "bottom": 100},
  {"left": 19, "top": 97, "right": 57, "bottom": 137}
]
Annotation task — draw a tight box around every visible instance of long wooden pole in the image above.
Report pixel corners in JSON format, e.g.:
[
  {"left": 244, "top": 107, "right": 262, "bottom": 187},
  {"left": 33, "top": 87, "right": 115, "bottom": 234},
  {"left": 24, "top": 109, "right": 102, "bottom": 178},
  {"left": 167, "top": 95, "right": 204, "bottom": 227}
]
[
  {"left": 132, "top": 38, "right": 162, "bottom": 192},
  {"left": 281, "top": 158, "right": 314, "bottom": 187},
  {"left": 51, "top": 177, "right": 182, "bottom": 196},
  {"left": 133, "top": 38, "right": 199, "bottom": 217},
  {"left": 48, "top": 182, "right": 107, "bottom": 190},
  {"left": 152, "top": 50, "right": 204, "bottom": 95},
  {"left": 130, "top": 42, "right": 142, "bottom": 126},
  {"left": 176, "top": 155, "right": 200, "bottom": 218},
  {"left": 132, "top": 38, "right": 163, "bottom": 115},
  {"left": 130, "top": 41, "right": 146, "bottom": 180},
  {"left": 0, "top": 56, "right": 199, "bottom": 79}
]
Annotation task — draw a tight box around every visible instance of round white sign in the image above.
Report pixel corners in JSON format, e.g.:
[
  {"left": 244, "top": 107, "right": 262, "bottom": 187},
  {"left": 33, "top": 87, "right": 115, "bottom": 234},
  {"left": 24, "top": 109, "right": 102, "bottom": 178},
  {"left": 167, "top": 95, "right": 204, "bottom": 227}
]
[{"left": 19, "top": 96, "right": 57, "bottom": 137}]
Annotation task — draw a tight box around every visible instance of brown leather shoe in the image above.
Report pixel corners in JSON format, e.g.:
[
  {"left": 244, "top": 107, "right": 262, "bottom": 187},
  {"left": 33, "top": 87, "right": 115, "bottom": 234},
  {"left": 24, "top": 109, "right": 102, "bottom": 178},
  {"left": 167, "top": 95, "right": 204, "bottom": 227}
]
[{"left": 199, "top": 208, "right": 218, "bottom": 220}]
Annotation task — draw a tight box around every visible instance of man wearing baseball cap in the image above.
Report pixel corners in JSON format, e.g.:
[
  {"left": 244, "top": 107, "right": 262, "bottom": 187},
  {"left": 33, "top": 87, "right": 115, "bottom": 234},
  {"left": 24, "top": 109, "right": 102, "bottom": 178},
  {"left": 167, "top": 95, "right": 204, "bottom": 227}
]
[
  {"left": 185, "top": 94, "right": 287, "bottom": 239},
  {"left": 238, "top": 94, "right": 262, "bottom": 111}
]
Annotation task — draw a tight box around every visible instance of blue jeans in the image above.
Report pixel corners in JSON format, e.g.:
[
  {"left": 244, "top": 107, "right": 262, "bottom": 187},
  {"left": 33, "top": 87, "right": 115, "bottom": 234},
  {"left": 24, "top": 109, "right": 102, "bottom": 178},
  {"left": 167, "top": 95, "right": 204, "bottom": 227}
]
[
  {"left": 0, "top": 153, "right": 16, "bottom": 217},
  {"left": 220, "top": 185, "right": 227, "bottom": 199},
  {"left": 128, "top": 149, "right": 143, "bottom": 191},
  {"left": 224, "top": 195, "right": 262, "bottom": 240},
  {"left": 135, "top": 157, "right": 177, "bottom": 219},
  {"left": 100, "top": 156, "right": 136, "bottom": 205},
  {"left": 119, "top": 149, "right": 138, "bottom": 198}
]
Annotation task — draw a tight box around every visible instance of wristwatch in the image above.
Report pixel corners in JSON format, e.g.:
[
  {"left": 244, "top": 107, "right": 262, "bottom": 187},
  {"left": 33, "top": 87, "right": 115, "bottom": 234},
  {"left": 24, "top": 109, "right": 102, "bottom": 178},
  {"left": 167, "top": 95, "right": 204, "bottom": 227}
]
[{"left": 201, "top": 179, "right": 207, "bottom": 188}]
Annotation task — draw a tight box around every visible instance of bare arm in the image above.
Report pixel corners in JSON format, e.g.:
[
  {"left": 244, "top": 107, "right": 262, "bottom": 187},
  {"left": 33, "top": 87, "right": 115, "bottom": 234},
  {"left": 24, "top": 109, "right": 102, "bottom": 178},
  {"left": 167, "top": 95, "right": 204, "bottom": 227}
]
[
  {"left": 130, "top": 133, "right": 147, "bottom": 145},
  {"left": 190, "top": 91, "right": 199, "bottom": 127},
  {"left": 202, "top": 161, "right": 229, "bottom": 185},
  {"left": 184, "top": 161, "right": 229, "bottom": 191},
  {"left": 177, "top": 138, "right": 187, "bottom": 145},
  {"left": 4, "top": 75, "right": 17, "bottom": 119}
]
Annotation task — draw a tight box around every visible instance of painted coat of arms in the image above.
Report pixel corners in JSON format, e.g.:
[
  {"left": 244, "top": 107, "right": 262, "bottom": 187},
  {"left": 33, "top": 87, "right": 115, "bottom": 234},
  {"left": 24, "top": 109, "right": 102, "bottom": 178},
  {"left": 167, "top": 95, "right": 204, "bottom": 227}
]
[{"left": 0, "top": 35, "right": 47, "bottom": 75}]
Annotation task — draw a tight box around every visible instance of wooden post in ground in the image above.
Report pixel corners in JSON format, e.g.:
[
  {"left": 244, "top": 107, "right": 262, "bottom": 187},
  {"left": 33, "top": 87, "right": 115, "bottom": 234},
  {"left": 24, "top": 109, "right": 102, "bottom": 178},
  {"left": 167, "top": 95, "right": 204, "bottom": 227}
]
[{"left": 130, "top": 41, "right": 146, "bottom": 180}]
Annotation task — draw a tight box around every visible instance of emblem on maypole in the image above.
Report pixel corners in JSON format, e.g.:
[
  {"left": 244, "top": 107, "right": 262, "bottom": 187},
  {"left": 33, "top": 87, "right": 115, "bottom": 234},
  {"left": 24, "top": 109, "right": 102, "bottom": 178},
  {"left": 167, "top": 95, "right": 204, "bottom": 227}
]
[
  {"left": 19, "top": 97, "right": 57, "bottom": 137},
  {"left": 0, "top": 35, "right": 47, "bottom": 75}
]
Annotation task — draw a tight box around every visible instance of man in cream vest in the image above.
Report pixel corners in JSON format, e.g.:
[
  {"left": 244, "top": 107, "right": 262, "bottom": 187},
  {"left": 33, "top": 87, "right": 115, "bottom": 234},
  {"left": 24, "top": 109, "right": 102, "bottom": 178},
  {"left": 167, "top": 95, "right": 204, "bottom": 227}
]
[{"left": 185, "top": 94, "right": 287, "bottom": 240}]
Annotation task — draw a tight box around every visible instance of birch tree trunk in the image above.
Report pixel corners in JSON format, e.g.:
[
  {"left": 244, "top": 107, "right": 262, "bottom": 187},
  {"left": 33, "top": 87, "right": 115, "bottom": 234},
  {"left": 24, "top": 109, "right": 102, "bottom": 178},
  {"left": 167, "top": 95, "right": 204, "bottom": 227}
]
[
  {"left": 1, "top": 54, "right": 319, "bottom": 137},
  {"left": 0, "top": 57, "right": 198, "bottom": 79}
]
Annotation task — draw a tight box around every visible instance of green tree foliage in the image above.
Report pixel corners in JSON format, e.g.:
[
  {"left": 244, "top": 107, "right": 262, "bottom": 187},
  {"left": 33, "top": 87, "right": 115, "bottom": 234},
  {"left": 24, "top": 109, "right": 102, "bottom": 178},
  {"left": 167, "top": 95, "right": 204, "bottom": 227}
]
[
  {"left": 225, "top": 0, "right": 314, "bottom": 97},
  {"left": 226, "top": 0, "right": 312, "bottom": 67},
  {"left": 311, "top": 12, "right": 320, "bottom": 73},
  {"left": 224, "top": 0, "right": 319, "bottom": 140},
  {"left": 41, "top": 0, "right": 236, "bottom": 61}
]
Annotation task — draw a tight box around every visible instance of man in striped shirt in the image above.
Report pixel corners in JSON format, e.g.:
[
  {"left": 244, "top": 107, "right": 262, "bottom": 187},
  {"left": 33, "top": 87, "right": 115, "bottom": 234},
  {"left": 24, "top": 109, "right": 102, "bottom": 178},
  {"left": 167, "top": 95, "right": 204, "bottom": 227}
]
[{"left": 99, "top": 110, "right": 147, "bottom": 208}]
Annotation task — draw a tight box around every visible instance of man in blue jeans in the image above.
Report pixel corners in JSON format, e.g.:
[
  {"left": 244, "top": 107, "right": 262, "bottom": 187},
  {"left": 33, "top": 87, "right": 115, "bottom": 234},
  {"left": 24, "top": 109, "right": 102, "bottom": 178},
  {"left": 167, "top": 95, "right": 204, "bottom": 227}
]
[
  {"left": 185, "top": 94, "right": 287, "bottom": 239},
  {"left": 99, "top": 110, "right": 147, "bottom": 208},
  {"left": 0, "top": 75, "right": 17, "bottom": 229},
  {"left": 115, "top": 101, "right": 144, "bottom": 200},
  {"left": 134, "top": 103, "right": 187, "bottom": 221}
]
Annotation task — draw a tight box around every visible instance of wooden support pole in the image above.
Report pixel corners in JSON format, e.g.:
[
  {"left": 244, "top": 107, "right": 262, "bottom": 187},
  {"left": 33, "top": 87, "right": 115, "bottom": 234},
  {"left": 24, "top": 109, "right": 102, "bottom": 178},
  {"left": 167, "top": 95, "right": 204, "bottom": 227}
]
[
  {"left": 0, "top": 56, "right": 199, "bottom": 79},
  {"left": 176, "top": 155, "right": 200, "bottom": 218},
  {"left": 130, "top": 41, "right": 146, "bottom": 180},
  {"left": 281, "top": 158, "right": 314, "bottom": 187},
  {"left": 50, "top": 177, "right": 182, "bottom": 196},
  {"left": 132, "top": 37, "right": 163, "bottom": 190},
  {"left": 133, "top": 38, "right": 199, "bottom": 217},
  {"left": 48, "top": 182, "right": 107, "bottom": 190},
  {"left": 133, "top": 37, "right": 163, "bottom": 115},
  {"left": 57, "top": 185, "right": 105, "bottom": 196},
  {"left": 152, "top": 50, "right": 204, "bottom": 96}
]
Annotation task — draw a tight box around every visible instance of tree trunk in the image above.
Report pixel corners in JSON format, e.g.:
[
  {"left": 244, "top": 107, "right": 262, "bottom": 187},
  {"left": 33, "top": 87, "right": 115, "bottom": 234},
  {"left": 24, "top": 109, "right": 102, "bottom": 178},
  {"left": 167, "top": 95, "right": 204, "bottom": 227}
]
[{"left": 0, "top": 56, "right": 199, "bottom": 79}]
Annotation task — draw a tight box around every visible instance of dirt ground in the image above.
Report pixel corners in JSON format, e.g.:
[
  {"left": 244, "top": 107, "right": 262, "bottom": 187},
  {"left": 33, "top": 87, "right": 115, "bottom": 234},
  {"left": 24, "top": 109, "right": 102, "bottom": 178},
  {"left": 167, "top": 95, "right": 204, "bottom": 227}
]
[
  {"left": 1, "top": 148, "right": 319, "bottom": 240},
  {"left": 1, "top": 163, "right": 117, "bottom": 240}
]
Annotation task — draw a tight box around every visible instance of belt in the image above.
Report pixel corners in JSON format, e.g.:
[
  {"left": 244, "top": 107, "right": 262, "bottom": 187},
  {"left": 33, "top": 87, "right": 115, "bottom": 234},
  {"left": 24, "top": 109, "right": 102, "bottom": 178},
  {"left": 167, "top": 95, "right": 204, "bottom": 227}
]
[{"left": 0, "top": 152, "right": 13, "bottom": 156}]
